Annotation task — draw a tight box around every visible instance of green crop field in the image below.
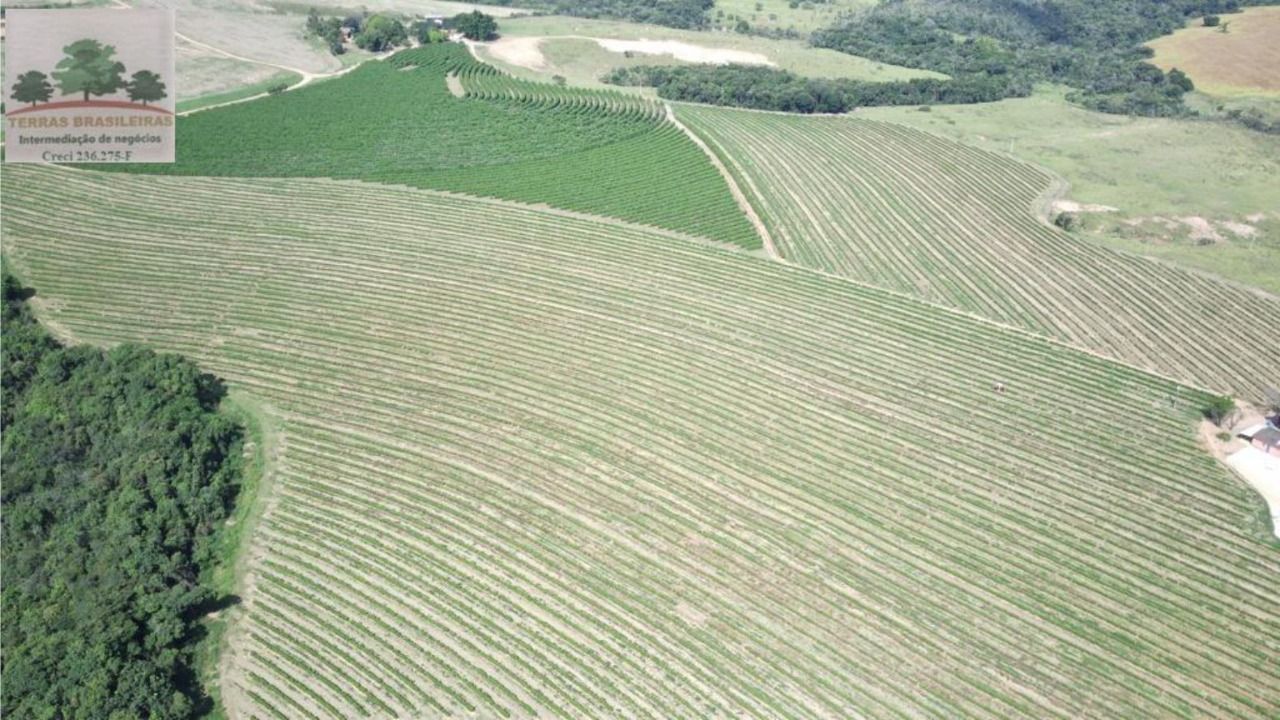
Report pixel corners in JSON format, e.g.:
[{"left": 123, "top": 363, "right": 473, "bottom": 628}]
[
  {"left": 859, "top": 87, "right": 1280, "bottom": 293},
  {"left": 676, "top": 102, "right": 1280, "bottom": 401},
  {"left": 5, "top": 165, "right": 1279, "bottom": 719},
  {"left": 118, "top": 44, "right": 758, "bottom": 248}
]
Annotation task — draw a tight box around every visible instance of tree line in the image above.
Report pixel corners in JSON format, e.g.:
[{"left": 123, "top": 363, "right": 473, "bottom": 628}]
[
  {"left": 810, "top": 0, "right": 1260, "bottom": 117},
  {"left": 606, "top": 64, "right": 1032, "bottom": 113},
  {"left": 483, "top": 0, "right": 713, "bottom": 30},
  {"left": 306, "top": 9, "right": 496, "bottom": 55},
  {"left": 1, "top": 271, "right": 244, "bottom": 719}
]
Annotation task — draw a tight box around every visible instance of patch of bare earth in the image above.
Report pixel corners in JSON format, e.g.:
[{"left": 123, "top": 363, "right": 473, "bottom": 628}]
[
  {"left": 1220, "top": 220, "right": 1259, "bottom": 238},
  {"left": 479, "top": 36, "right": 549, "bottom": 71},
  {"left": 1122, "top": 216, "right": 1261, "bottom": 244},
  {"left": 1051, "top": 199, "right": 1117, "bottom": 213},
  {"left": 1179, "top": 216, "right": 1224, "bottom": 243},
  {"left": 446, "top": 72, "right": 466, "bottom": 98},
  {"left": 594, "top": 38, "right": 774, "bottom": 66},
  {"left": 1198, "top": 405, "right": 1279, "bottom": 540},
  {"left": 477, "top": 35, "right": 776, "bottom": 72}
]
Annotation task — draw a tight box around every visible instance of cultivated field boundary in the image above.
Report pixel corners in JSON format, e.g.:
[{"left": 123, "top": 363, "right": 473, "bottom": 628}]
[{"left": 665, "top": 103, "right": 778, "bottom": 258}]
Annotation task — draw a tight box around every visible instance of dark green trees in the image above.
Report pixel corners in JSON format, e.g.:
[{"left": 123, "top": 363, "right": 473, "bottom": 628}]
[
  {"left": 307, "top": 8, "right": 346, "bottom": 55},
  {"left": 1, "top": 271, "right": 243, "bottom": 719},
  {"left": 52, "top": 38, "right": 127, "bottom": 101},
  {"left": 451, "top": 11, "right": 498, "bottom": 41},
  {"left": 355, "top": 15, "right": 409, "bottom": 52},
  {"left": 127, "top": 69, "right": 168, "bottom": 105},
  {"left": 9, "top": 70, "right": 53, "bottom": 106},
  {"left": 412, "top": 19, "right": 447, "bottom": 44},
  {"left": 810, "top": 0, "right": 1231, "bottom": 117},
  {"left": 1202, "top": 395, "right": 1237, "bottom": 426}
]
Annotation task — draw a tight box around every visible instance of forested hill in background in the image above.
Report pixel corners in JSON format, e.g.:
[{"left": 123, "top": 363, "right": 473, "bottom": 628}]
[
  {"left": 1, "top": 271, "right": 244, "bottom": 719},
  {"left": 812, "top": 0, "right": 1260, "bottom": 116},
  {"left": 486, "top": 0, "right": 714, "bottom": 29},
  {"left": 602, "top": 0, "right": 1264, "bottom": 116}
]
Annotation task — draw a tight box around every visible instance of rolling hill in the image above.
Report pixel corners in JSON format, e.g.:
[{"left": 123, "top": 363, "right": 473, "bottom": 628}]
[
  {"left": 676, "top": 102, "right": 1280, "bottom": 400},
  {"left": 117, "top": 44, "right": 758, "bottom": 248},
  {"left": 4, "top": 165, "right": 1278, "bottom": 719}
]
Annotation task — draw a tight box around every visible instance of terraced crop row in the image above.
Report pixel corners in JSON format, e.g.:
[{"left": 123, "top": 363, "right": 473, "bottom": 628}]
[
  {"left": 112, "top": 43, "right": 758, "bottom": 249},
  {"left": 4, "top": 166, "right": 1277, "bottom": 719},
  {"left": 677, "top": 104, "right": 1280, "bottom": 400},
  {"left": 459, "top": 66, "right": 665, "bottom": 122}
]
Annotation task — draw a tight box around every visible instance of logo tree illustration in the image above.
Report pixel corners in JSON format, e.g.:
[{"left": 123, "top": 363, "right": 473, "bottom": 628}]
[
  {"left": 10, "top": 70, "right": 54, "bottom": 106},
  {"left": 52, "top": 39, "right": 127, "bottom": 102},
  {"left": 126, "top": 70, "right": 167, "bottom": 105}
]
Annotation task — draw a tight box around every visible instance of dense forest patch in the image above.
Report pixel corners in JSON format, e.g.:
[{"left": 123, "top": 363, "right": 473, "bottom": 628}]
[
  {"left": 487, "top": 0, "right": 714, "bottom": 30},
  {"left": 811, "top": 0, "right": 1256, "bottom": 116},
  {"left": 607, "top": 63, "right": 1024, "bottom": 112},
  {"left": 1, "top": 270, "right": 244, "bottom": 719}
]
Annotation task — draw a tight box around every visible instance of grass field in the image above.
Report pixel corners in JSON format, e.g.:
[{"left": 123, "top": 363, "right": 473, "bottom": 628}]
[
  {"left": 677, "top": 102, "right": 1280, "bottom": 400},
  {"left": 177, "top": 39, "right": 295, "bottom": 101},
  {"left": 120, "top": 45, "right": 758, "bottom": 247},
  {"left": 1147, "top": 6, "right": 1280, "bottom": 98},
  {"left": 132, "top": 0, "right": 340, "bottom": 74},
  {"left": 5, "top": 164, "right": 1279, "bottom": 719},
  {"left": 855, "top": 86, "right": 1280, "bottom": 293},
  {"left": 478, "top": 15, "right": 942, "bottom": 87},
  {"left": 177, "top": 70, "right": 304, "bottom": 112},
  {"left": 711, "top": 0, "right": 874, "bottom": 33}
]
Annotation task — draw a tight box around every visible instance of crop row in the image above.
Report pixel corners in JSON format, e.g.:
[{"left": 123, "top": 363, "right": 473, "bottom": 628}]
[
  {"left": 3, "top": 167, "right": 1277, "bottom": 719},
  {"left": 106, "top": 43, "right": 757, "bottom": 249},
  {"left": 458, "top": 65, "right": 665, "bottom": 123},
  {"left": 676, "top": 104, "right": 1280, "bottom": 400}
]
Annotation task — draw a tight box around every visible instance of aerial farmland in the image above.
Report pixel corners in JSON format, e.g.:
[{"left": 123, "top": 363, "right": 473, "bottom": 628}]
[{"left": 2, "top": 1, "right": 1278, "bottom": 719}]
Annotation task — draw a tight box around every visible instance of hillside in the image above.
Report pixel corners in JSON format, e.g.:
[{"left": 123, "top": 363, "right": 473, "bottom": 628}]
[
  {"left": 857, "top": 86, "right": 1280, "bottom": 293},
  {"left": 1148, "top": 6, "right": 1280, "bottom": 98},
  {"left": 119, "top": 44, "right": 758, "bottom": 248},
  {"left": 676, "top": 103, "right": 1280, "bottom": 400},
  {"left": 5, "top": 165, "right": 1279, "bottom": 719}
]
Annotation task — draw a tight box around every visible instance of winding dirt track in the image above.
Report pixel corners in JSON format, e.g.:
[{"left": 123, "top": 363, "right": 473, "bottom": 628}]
[{"left": 109, "top": 0, "right": 370, "bottom": 115}]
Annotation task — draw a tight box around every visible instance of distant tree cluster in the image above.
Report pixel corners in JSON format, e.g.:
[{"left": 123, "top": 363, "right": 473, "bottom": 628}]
[
  {"left": 606, "top": 64, "right": 1031, "bottom": 113},
  {"left": 357, "top": 14, "right": 409, "bottom": 52},
  {"left": 306, "top": 9, "right": 346, "bottom": 54},
  {"left": 307, "top": 9, "right": 415, "bottom": 55},
  {"left": 1, "top": 272, "right": 243, "bottom": 719},
  {"left": 810, "top": 0, "right": 1257, "bottom": 117},
  {"left": 482, "top": 0, "right": 713, "bottom": 30},
  {"left": 449, "top": 11, "right": 498, "bottom": 41},
  {"left": 412, "top": 18, "right": 449, "bottom": 45}
]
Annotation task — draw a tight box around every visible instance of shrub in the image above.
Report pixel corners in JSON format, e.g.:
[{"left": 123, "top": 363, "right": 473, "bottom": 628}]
[{"left": 1202, "top": 395, "right": 1236, "bottom": 426}]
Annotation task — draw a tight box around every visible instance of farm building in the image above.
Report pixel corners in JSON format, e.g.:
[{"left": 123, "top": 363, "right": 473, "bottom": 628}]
[{"left": 1238, "top": 422, "right": 1280, "bottom": 457}]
